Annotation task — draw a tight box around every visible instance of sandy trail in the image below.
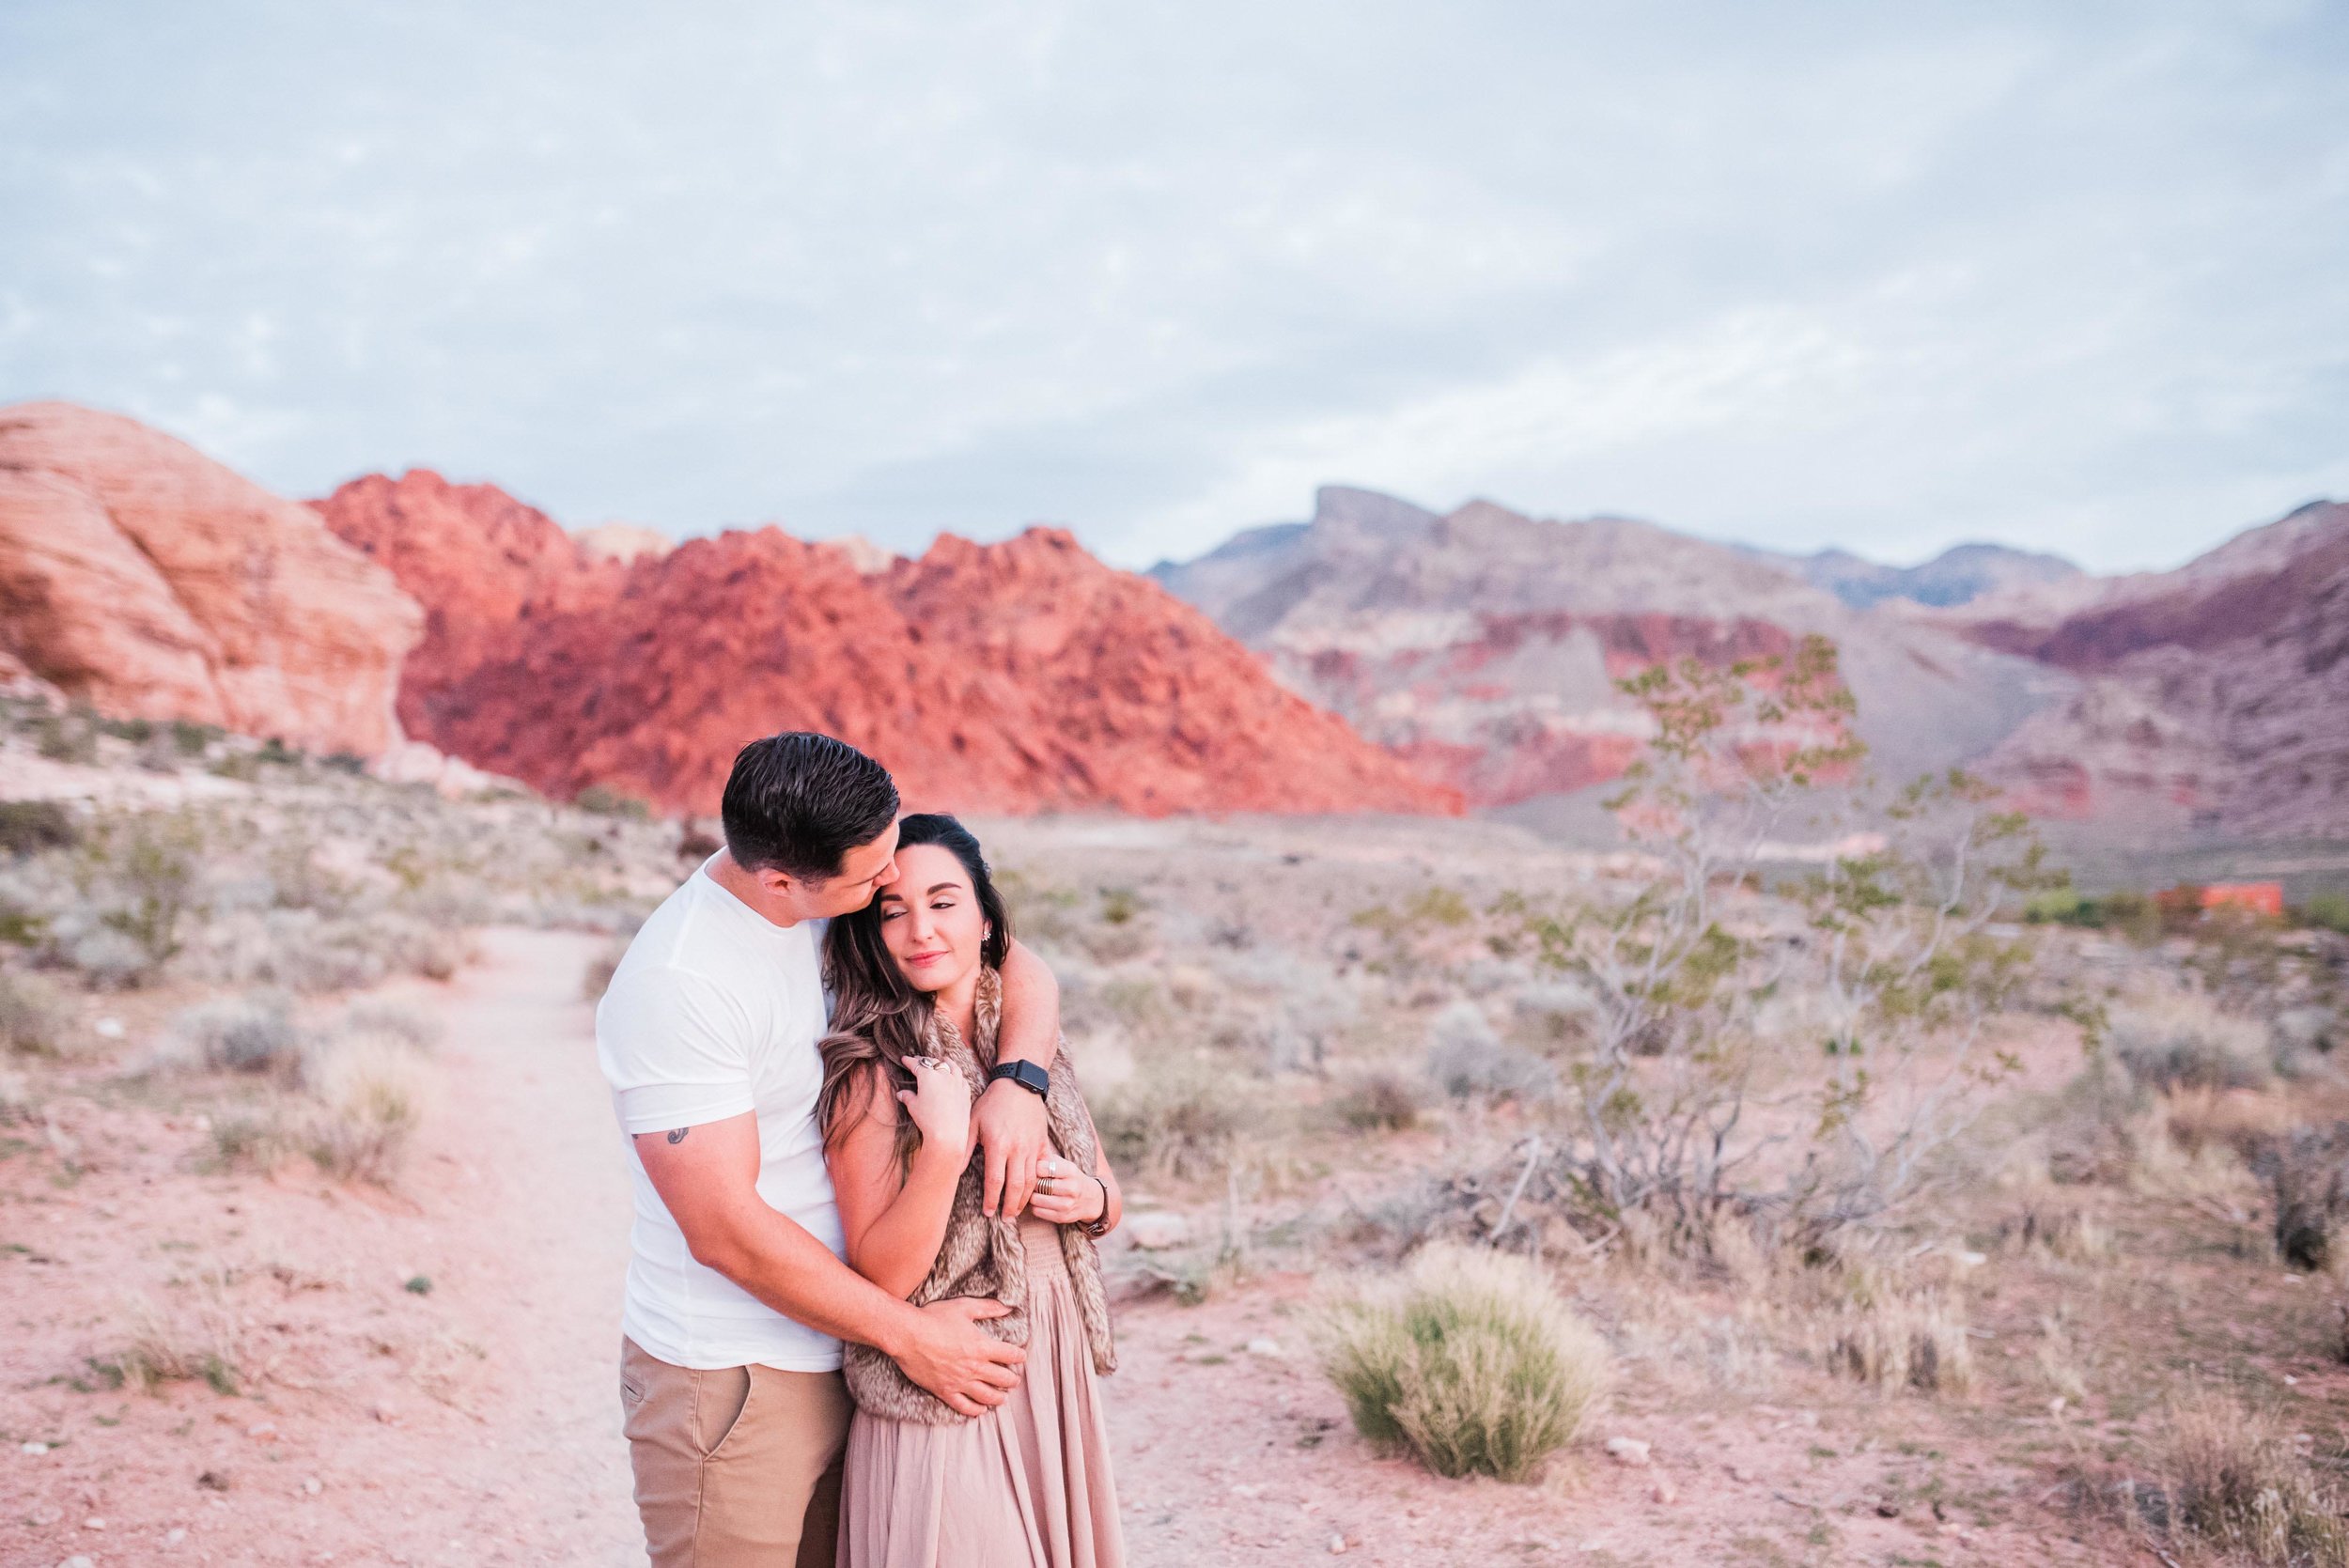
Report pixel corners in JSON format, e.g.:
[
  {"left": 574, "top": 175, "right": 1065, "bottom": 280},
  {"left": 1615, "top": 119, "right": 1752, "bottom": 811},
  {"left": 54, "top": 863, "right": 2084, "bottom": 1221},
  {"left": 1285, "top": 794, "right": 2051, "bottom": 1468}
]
[{"left": 2, "top": 925, "right": 640, "bottom": 1567}]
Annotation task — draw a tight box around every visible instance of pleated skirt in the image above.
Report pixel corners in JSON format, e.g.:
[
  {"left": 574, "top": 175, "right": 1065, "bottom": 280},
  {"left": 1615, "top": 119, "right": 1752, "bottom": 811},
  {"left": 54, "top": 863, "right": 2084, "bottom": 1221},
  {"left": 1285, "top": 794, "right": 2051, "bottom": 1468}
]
[{"left": 836, "top": 1215, "right": 1124, "bottom": 1568}]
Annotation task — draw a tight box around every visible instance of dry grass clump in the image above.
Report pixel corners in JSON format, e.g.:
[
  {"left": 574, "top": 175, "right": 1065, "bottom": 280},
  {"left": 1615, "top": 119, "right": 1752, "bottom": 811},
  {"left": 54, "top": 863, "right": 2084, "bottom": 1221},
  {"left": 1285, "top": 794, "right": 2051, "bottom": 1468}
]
[
  {"left": 339, "top": 998, "right": 444, "bottom": 1051},
  {"left": 206, "top": 1104, "right": 300, "bottom": 1171},
  {"left": 1823, "top": 1292, "right": 1974, "bottom": 1396},
  {"left": 2268, "top": 1123, "right": 2349, "bottom": 1271},
  {"left": 1314, "top": 1242, "right": 1613, "bottom": 1483},
  {"left": 2155, "top": 1388, "right": 2349, "bottom": 1566},
  {"left": 1327, "top": 1067, "right": 1432, "bottom": 1131},
  {"left": 302, "top": 1032, "right": 433, "bottom": 1183},
  {"left": 1998, "top": 1190, "right": 2117, "bottom": 1264},
  {"left": 92, "top": 1286, "right": 244, "bottom": 1396},
  {"left": 1096, "top": 1052, "right": 1268, "bottom": 1180}
]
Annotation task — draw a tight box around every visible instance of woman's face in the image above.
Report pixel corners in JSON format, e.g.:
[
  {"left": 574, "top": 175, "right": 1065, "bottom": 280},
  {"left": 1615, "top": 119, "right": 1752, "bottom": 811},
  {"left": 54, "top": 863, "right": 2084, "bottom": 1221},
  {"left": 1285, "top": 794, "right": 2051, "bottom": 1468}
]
[{"left": 876, "top": 843, "right": 986, "bottom": 995}]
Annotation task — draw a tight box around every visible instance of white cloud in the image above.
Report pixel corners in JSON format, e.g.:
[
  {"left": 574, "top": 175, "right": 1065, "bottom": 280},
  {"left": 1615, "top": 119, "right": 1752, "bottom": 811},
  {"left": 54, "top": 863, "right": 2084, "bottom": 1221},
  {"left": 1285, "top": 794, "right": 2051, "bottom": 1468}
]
[{"left": 0, "top": 0, "right": 2342, "bottom": 574}]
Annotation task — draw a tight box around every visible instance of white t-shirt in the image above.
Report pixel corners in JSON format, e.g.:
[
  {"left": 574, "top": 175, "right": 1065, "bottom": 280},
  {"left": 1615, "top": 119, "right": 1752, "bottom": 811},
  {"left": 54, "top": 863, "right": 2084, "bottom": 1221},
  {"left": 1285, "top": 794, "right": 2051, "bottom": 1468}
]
[{"left": 596, "top": 857, "right": 846, "bottom": 1372}]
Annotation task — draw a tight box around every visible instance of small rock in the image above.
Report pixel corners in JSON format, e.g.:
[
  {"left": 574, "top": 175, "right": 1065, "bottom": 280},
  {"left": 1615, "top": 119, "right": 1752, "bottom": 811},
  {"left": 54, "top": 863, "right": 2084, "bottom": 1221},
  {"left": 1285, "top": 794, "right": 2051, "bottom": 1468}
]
[
  {"left": 94, "top": 1017, "right": 125, "bottom": 1039},
  {"left": 22, "top": 1440, "right": 49, "bottom": 1455},
  {"left": 1245, "top": 1338, "right": 1285, "bottom": 1359},
  {"left": 1727, "top": 1464, "right": 1755, "bottom": 1483},
  {"left": 61, "top": 1557, "right": 95, "bottom": 1568},
  {"left": 1328, "top": 1533, "right": 1348, "bottom": 1555},
  {"left": 197, "top": 1469, "right": 231, "bottom": 1491},
  {"left": 1125, "top": 1212, "right": 1190, "bottom": 1250},
  {"left": 30, "top": 1507, "right": 62, "bottom": 1526},
  {"left": 245, "top": 1421, "right": 278, "bottom": 1440},
  {"left": 1876, "top": 1500, "right": 1902, "bottom": 1518},
  {"left": 1603, "top": 1436, "right": 1652, "bottom": 1467},
  {"left": 1651, "top": 1479, "right": 1678, "bottom": 1505},
  {"left": 1795, "top": 1409, "right": 1819, "bottom": 1428},
  {"left": 302, "top": 1476, "right": 322, "bottom": 1496},
  {"left": 166, "top": 1528, "right": 189, "bottom": 1545},
  {"left": 1956, "top": 1250, "right": 1987, "bottom": 1268},
  {"left": 81, "top": 1516, "right": 105, "bottom": 1530}
]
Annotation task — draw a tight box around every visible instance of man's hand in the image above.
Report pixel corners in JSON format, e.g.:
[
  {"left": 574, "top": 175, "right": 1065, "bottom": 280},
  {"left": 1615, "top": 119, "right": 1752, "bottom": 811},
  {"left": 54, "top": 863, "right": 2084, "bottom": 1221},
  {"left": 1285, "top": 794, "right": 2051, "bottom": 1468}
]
[
  {"left": 891, "top": 1296, "right": 1025, "bottom": 1416},
  {"left": 974, "top": 1079, "right": 1048, "bottom": 1219}
]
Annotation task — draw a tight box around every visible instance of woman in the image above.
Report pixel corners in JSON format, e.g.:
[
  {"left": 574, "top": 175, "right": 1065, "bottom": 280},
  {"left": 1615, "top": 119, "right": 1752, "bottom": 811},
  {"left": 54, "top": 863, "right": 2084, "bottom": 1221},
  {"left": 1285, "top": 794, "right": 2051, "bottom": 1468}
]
[{"left": 817, "top": 814, "right": 1125, "bottom": 1568}]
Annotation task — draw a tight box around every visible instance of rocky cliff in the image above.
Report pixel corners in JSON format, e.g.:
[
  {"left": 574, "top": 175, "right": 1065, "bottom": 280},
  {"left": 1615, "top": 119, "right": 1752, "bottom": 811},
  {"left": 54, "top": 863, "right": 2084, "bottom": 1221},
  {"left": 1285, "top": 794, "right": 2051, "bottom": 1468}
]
[
  {"left": 1951, "top": 502, "right": 2349, "bottom": 838},
  {"left": 318, "top": 476, "right": 1460, "bottom": 818},
  {"left": 0, "top": 402, "right": 421, "bottom": 756}
]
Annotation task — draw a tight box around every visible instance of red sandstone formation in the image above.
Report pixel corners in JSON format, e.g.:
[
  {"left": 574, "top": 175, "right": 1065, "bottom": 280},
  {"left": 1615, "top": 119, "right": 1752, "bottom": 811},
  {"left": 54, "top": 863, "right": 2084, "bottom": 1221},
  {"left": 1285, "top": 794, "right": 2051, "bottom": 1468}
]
[
  {"left": 0, "top": 402, "right": 421, "bottom": 756},
  {"left": 310, "top": 471, "right": 628, "bottom": 743},
  {"left": 318, "top": 476, "right": 1459, "bottom": 819}
]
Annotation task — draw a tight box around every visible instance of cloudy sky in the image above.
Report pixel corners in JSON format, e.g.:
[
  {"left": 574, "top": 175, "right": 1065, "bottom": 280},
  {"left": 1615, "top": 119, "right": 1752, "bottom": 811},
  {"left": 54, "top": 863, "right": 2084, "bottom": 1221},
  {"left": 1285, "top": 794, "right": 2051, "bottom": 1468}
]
[{"left": 5, "top": 1, "right": 2345, "bottom": 572}]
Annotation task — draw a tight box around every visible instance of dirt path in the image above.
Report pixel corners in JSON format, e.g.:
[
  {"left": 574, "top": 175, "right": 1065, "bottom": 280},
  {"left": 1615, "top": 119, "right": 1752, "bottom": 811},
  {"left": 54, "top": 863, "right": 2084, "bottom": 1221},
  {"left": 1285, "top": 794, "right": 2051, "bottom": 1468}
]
[
  {"left": 6, "top": 927, "right": 2091, "bottom": 1567},
  {"left": 2, "top": 925, "right": 641, "bottom": 1568}
]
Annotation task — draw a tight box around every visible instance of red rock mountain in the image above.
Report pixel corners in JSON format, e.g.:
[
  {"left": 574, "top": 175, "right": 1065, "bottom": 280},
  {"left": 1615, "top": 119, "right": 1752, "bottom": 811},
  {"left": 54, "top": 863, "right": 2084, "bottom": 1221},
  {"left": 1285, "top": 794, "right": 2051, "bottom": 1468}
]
[
  {"left": 318, "top": 474, "right": 1459, "bottom": 818},
  {"left": 0, "top": 402, "right": 421, "bottom": 755}
]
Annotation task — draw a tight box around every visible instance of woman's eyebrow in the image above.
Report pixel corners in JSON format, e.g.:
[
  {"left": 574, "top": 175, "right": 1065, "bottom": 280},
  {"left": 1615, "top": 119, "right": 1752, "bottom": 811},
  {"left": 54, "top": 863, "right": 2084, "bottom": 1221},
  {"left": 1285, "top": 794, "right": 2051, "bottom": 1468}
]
[{"left": 925, "top": 881, "right": 964, "bottom": 896}]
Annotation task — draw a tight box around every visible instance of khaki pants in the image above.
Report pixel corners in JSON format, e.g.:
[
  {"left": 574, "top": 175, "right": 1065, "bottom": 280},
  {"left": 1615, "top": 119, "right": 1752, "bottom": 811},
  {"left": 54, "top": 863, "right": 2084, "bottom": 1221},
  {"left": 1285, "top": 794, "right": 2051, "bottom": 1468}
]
[{"left": 620, "top": 1337, "right": 850, "bottom": 1568}]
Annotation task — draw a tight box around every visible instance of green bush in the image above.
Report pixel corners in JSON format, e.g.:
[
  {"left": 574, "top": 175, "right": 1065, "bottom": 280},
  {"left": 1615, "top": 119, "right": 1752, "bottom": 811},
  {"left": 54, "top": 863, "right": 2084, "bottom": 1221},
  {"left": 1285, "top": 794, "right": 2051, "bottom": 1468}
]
[
  {"left": 1314, "top": 1244, "right": 1612, "bottom": 1483},
  {"left": 2297, "top": 892, "right": 2349, "bottom": 937},
  {"left": 177, "top": 989, "right": 302, "bottom": 1075}
]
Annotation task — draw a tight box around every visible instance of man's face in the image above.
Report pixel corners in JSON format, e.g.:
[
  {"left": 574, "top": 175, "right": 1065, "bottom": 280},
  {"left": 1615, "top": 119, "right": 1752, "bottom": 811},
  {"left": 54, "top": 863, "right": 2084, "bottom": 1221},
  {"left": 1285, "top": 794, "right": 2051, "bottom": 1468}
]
[{"left": 803, "top": 819, "right": 902, "bottom": 919}]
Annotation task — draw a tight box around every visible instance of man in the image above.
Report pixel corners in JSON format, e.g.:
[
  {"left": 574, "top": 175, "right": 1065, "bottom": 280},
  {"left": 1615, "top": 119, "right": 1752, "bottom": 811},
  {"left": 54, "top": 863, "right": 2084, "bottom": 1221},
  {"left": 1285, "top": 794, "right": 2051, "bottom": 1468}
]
[{"left": 597, "top": 732, "right": 1062, "bottom": 1566}]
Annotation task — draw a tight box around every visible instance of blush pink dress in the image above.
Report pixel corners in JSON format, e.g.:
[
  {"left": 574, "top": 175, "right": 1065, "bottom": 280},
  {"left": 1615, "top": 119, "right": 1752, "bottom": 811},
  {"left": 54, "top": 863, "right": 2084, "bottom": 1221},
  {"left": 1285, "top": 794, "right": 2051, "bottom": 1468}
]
[{"left": 836, "top": 1212, "right": 1125, "bottom": 1568}]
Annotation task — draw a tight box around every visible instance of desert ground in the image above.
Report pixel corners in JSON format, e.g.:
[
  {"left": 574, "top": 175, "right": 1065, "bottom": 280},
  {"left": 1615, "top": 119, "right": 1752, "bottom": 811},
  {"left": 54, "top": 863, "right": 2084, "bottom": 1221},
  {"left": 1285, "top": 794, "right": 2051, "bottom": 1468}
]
[{"left": 7, "top": 706, "right": 2349, "bottom": 1567}]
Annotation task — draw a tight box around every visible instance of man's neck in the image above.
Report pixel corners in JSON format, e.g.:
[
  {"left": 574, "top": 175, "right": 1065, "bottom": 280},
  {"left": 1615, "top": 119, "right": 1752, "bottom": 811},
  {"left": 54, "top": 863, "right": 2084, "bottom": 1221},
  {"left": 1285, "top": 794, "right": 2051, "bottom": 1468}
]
[{"left": 707, "top": 849, "right": 800, "bottom": 928}]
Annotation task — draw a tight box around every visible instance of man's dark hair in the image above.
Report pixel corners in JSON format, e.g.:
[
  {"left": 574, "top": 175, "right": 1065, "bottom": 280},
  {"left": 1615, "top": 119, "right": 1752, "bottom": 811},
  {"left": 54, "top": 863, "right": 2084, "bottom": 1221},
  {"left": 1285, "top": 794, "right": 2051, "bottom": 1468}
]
[{"left": 720, "top": 732, "right": 898, "bottom": 881}]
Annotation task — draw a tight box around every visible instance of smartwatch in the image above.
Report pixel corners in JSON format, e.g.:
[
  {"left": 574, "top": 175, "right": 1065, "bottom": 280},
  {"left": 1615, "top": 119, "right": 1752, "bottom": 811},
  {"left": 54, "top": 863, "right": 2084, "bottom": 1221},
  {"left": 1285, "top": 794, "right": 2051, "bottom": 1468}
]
[{"left": 986, "top": 1059, "right": 1050, "bottom": 1099}]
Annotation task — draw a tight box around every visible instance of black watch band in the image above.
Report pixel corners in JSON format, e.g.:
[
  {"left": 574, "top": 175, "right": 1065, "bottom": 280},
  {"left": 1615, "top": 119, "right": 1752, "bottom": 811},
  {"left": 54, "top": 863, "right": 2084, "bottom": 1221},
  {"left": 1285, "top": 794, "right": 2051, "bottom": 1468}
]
[{"left": 986, "top": 1059, "right": 1050, "bottom": 1098}]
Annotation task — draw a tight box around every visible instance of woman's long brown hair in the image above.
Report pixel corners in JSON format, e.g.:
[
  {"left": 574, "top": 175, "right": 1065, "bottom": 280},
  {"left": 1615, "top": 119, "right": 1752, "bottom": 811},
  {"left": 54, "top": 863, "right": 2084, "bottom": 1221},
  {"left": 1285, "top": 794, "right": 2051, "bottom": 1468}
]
[{"left": 816, "top": 814, "right": 1013, "bottom": 1172}]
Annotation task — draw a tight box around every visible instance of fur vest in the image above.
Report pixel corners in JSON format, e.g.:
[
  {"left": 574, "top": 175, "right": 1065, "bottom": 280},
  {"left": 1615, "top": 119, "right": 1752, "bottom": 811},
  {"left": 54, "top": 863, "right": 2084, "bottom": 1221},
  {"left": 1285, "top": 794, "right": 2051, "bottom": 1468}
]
[{"left": 841, "top": 966, "right": 1117, "bottom": 1423}]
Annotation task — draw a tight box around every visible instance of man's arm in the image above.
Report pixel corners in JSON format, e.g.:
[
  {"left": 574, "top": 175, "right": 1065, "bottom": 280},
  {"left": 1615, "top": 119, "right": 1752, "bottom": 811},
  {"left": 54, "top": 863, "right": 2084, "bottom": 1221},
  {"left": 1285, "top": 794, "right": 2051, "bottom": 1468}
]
[
  {"left": 975, "top": 937, "right": 1059, "bottom": 1218},
  {"left": 633, "top": 1113, "right": 1023, "bottom": 1416}
]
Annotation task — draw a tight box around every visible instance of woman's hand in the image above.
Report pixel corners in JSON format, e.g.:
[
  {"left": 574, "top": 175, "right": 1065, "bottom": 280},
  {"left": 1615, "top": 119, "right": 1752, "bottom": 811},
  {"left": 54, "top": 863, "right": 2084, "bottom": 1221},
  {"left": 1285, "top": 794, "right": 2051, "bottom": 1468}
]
[
  {"left": 896, "top": 1057, "right": 972, "bottom": 1163},
  {"left": 1026, "top": 1156, "right": 1107, "bottom": 1226}
]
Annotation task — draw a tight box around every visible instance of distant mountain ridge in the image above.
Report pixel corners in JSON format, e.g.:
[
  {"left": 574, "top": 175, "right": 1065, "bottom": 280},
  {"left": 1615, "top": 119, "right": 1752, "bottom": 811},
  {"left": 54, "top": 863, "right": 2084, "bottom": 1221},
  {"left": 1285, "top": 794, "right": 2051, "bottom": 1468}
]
[
  {"left": 1738, "top": 540, "right": 2086, "bottom": 610},
  {"left": 1152, "top": 486, "right": 2348, "bottom": 842}
]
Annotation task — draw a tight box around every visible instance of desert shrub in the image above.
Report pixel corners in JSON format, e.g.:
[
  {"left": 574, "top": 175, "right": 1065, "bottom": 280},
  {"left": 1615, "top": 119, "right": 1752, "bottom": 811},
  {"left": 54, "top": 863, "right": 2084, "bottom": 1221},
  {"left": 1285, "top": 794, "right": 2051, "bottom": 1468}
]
[
  {"left": 192, "top": 910, "right": 472, "bottom": 993},
  {"left": 1096, "top": 1052, "right": 1266, "bottom": 1180},
  {"left": 0, "top": 800, "right": 77, "bottom": 857},
  {"left": 338, "top": 999, "right": 443, "bottom": 1051},
  {"left": 2297, "top": 893, "right": 2349, "bottom": 936},
  {"left": 1330, "top": 1068, "right": 1431, "bottom": 1131},
  {"left": 32, "top": 708, "right": 99, "bottom": 764},
  {"left": 1424, "top": 1001, "right": 1554, "bottom": 1103},
  {"left": 176, "top": 989, "right": 302, "bottom": 1075},
  {"left": 64, "top": 924, "right": 159, "bottom": 989},
  {"left": 0, "top": 971, "right": 66, "bottom": 1055},
  {"left": 303, "top": 1033, "right": 430, "bottom": 1182},
  {"left": 71, "top": 811, "right": 203, "bottom": 976},
  {"left": 1824, "top": 1293, "right": 1974, "bottom": 1395},
  {"left": 573, "top": 784, "right": 651, "bottom": 819},
  {"left": 2110, "top": 992, "right": 2272, "bottom": 1093},
  {"left": 2267, "top": 1123, "right": 2349, "bottom": 1271},
  {"left": 2158, "top": 1388, "right": 2349, "bottom": 1566},
  {"left": 1314, "top": 1243, "right": 1613, "bottom": 1483}
]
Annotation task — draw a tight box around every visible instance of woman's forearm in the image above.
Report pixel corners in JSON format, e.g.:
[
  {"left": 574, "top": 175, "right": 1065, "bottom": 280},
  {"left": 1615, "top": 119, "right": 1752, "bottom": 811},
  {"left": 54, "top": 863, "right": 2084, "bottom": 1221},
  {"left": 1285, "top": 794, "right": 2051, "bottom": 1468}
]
[{"left": 848, "top": 1146, "right": 967, "bottom": 1298}]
